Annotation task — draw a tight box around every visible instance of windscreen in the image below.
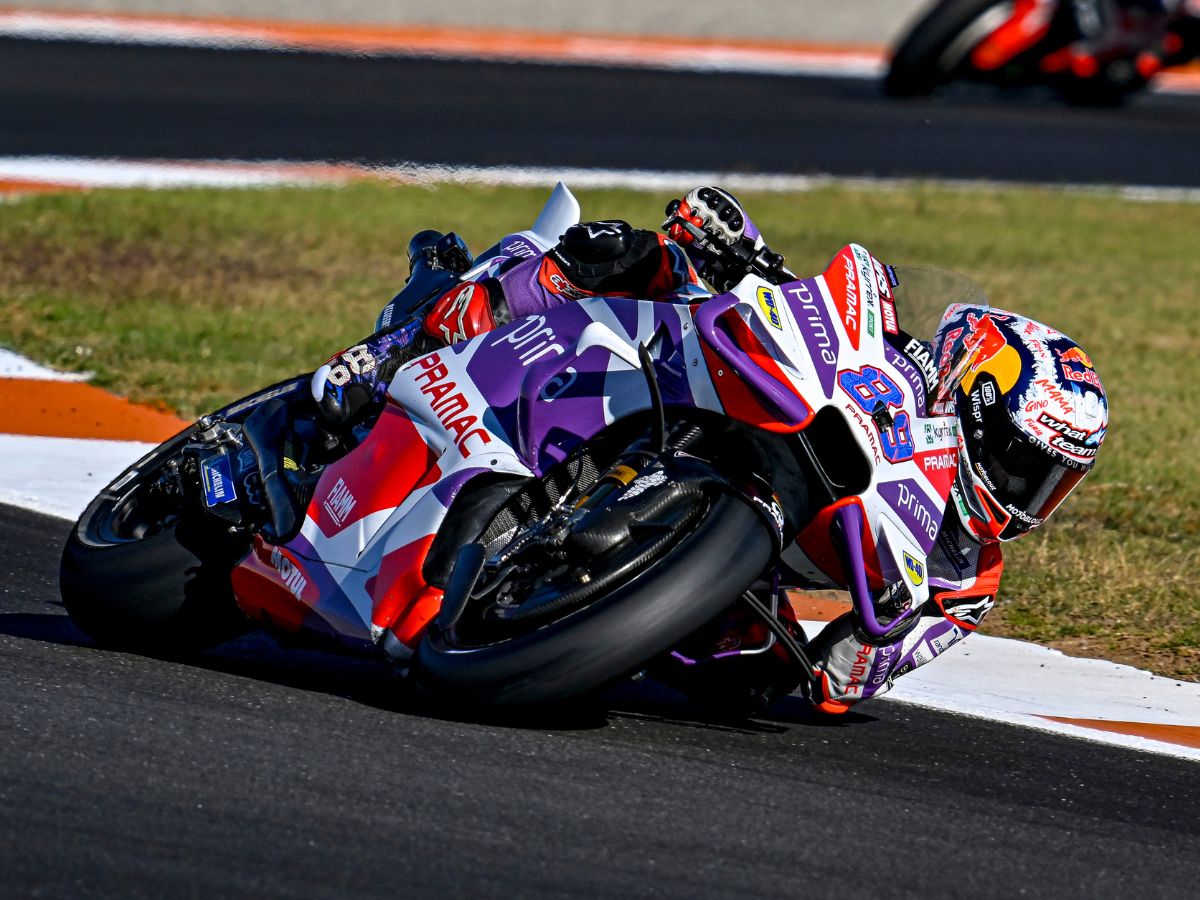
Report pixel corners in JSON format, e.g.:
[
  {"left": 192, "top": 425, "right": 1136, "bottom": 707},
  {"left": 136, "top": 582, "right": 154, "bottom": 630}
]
[{"left": 889, "top": 265, "right": 990, "bottom": 409}]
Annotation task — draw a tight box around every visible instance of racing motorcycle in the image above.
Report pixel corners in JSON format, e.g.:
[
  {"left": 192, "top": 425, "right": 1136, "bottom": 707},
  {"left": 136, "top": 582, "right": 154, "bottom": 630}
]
[
  {"left": 885, "top": 0, "right": 1200, "bottom": 102},
  {"left": 60, "top": 184, "right": 982, "bottom": 711}
]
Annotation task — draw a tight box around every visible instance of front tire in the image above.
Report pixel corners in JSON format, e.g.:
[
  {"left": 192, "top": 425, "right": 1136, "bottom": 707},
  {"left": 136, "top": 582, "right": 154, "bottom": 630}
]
[{"left": 414, "top": 493, "right": 774, "bottom": 709}]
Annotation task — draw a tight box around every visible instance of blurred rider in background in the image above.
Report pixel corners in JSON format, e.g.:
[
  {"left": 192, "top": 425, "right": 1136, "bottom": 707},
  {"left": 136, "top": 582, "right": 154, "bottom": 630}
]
[{"left": 311, "top": 186, "right": 1109, "bottom": 716}]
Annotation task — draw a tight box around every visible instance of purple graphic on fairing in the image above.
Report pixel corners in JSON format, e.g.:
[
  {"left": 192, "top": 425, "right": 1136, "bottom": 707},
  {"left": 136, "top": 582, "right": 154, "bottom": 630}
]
[
  {"left": 695, "top": 292, "right": 812, "bottom": 428},
  {"left": 876, "top": 478, "right": 945, "bottom": 553},
  {"left": 780, "top": 278, "right": 839, "bottom": 398},
  {"left": 460, "top": 298, "right": 700, "bottom": 475}
]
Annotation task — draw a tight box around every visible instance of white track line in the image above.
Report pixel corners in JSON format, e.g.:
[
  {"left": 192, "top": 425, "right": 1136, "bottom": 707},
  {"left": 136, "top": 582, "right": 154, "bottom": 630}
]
[{"left": 3, "top": 156, "right": 1200, "bottom": 204}]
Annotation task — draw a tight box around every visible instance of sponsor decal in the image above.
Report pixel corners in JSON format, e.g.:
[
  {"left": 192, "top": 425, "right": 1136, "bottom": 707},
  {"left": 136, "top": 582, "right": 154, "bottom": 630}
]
[
  {"left": 491, "top": 314, "right": 565, "bottom": 367},
  {"left": 880, "top": 296, "right": 898, "bottom": 335},
  {"left": 501, "top": 237, "right": 538, "bottom": 259},
  {"left": 752, "top": 494, "right": 786, "bottom": 538},
  {"left": 539, "top": 257, "right": 589, "bottom": 300},
  {"left": 844, "top": 403, "right": 883, "bottom": 464},
  {"left": 1058, "top": 346, "right": 1094, "bottom": 369},
  {"left": 620, "top": 469, "right": 668, "bottom": 501},
  {"left": 902, "top": 338, "right": 939, "bottom": 395},
  {"left": 915, "top": 446, "right": 957, "bottom": 496},
  {"left": 821, "top": 248, "right": 862, "bottom": 350},
  {"left": 960, "top": 313, "right": 1023, "bottom": 396},
  {"left": 539, "top": 367, "right": 577, "bottom": 402},
  {"left": 1062, "top": 367, "right": 1103, "bottom": 389},
  {"left": 943, "top": 595, "right": 995, "bottom": 628},
  {"left": 903, "top": 552, "right": 925, "bottom": 586},
  {"left": 845, "top": 642, "right": 874, "bottom": 695},
  {"left": 784, "top": 282, "right": 839, "bottom": 398},
  {"left": 981, "top": 382, "right": 997, "bottom": 406},
  {"left": 922, "top": 419, "right": 958, "bottom": 447},
  {"left": 432, "top": 284, "right": 481, "bottom": 345},
  {"left": 878, "top": 479, "right": 942, "bottom": 548},
  {"left": 937, "top": 325, "right": 964, "bottom": 372},
  {"left": 411, "top": 352, "right": 493, "bottom": 458},
  {"left": 1037, "top": 412, "right": 1089, "bottom": 442},
  {"left": 323, "top": 477, "right": 357, "bottom": 528},
  {"left": 756, "top": 286, "right": 783, "bottom": 330},
  {"left": 201, "top": 453, "right": 236, "bottom": 507},
  {"left": 866, "top": 308, "right": 876, "bottom": 338},
  {"left": 872, "top": 258, "right": 894, "bottom": 300},
  {"left": 1049, "top": 435, "right": 1098, "bottom": 458},
  {"left": 269, "top": 546, "right": 308, "bottom": 601},
  {"left": 884, "top": 344, "right": 927, "bottom": 418},
  {"left": 852, "top": 245, "right": 878, "bottom": 306}
]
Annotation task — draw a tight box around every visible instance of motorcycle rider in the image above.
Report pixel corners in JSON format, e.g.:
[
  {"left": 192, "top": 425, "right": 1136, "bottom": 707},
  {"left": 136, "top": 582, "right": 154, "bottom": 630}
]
[{"left": 311, "top": 187, "right": 1109, "bottom": 715}]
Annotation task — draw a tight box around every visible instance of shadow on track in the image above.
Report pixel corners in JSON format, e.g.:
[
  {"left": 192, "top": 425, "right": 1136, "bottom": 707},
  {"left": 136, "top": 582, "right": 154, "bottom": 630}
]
[{"left": 0, "top": 608, "right": 873, "bottom": 736}]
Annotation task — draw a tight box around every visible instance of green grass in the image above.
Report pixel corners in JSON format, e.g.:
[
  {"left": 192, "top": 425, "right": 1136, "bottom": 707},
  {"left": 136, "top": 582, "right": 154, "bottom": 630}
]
[{"left": 2, "top": 180, "right": 1197, "bottom": 678}]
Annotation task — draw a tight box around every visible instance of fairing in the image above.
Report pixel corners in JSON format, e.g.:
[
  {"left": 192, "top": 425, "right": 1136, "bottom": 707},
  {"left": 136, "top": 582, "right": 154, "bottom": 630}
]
[{"left": 232, "top": 206, "right": 973, "bottom": 657}]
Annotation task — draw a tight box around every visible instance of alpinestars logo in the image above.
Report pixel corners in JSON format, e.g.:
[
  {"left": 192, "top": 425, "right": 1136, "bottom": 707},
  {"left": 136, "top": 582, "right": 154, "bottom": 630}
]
[{"left": 437, "top": 284, "right": 478, "bottom": 345}]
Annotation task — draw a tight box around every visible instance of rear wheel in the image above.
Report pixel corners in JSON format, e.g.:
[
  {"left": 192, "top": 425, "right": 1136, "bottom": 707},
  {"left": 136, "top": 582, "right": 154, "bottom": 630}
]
[
  {"left": 59, "top": 376, "right": 307, "bottom": 652},
  {"left": 885, "top": 0, "right": 1015, "bottom": 96},
  {"left": 414, "top": 490, "right": 774, "bottom": 709}
]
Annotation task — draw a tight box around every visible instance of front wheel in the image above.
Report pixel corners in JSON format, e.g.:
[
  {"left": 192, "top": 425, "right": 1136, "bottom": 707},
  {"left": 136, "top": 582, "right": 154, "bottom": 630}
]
[{"left": 414, "top": 492, "right": 775, "bottom": 709}]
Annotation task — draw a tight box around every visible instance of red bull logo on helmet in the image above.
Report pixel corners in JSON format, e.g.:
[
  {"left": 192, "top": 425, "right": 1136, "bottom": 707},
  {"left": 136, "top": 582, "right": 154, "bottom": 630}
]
[
  {"left": 960, "top": 313, "right": 1023, "bottom": 397},
  {"left": 1058, "top": 347, "right": 1094, "bottom": 369}
]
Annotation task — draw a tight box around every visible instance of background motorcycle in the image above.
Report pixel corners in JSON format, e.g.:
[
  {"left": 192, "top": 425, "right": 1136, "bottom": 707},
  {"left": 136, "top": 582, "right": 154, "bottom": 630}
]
[
  {"left": 60, "top": 186, "right": 971, "bottom": 713},
  {"left": 886, "top": 0, "right": 1200, "bottom": 103}
]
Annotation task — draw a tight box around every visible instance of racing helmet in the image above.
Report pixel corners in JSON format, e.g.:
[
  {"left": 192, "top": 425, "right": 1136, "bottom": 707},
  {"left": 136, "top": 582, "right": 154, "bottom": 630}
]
[{"left": 931, "top": 305, "right": 1108, "bottom": 542}]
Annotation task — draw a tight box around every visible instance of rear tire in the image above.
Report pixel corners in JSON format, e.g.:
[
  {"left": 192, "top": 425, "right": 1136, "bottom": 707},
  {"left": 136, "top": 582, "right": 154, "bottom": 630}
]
[
  {"left": 59, "top": 376, "right": 307, "bottom": 652},
  {"left": 885, "top": 0, "right": 1012, "bottom": 97},
  {"left": 414, "top": 493, "right": 774, "bottom": 709}
]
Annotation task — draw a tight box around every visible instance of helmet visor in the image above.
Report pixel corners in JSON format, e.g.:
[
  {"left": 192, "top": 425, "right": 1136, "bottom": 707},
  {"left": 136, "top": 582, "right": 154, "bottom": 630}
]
[{"left": 964, "top": 416, "right": 1089, "bottom": 541}]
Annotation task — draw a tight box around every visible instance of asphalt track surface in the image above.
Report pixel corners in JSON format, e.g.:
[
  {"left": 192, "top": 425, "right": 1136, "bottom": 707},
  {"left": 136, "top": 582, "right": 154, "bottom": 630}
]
[
  {"left": 1, "top": 37, "right": 1199, "bottom": 186},
  {"left": 4, "top": 501, "right": 1200, "bottom": 897}
]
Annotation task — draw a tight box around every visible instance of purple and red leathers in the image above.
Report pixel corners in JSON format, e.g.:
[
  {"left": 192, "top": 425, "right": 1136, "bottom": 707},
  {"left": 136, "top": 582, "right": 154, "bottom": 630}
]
[
  {"left": 312, "top": 219, "right": 705, "bottom": 427},
  {"left": 805, "top": 524, "right": 1004, "bottom": 714},
  {"left": 430, "top": 219, "right": 708, "bottom": 347}
]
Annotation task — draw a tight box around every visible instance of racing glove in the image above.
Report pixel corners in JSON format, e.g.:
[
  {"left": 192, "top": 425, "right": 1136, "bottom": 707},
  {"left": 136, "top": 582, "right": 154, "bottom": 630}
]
[
  {"left": 663, "top": 186, "right": 788, "bottom": 291},
  {"left": 310, "top": 330, "right": 414, "bottom": 430}
]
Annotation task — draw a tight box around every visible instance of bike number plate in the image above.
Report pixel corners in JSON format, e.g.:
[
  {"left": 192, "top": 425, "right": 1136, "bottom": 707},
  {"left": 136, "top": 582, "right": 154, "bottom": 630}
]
[{"left": 200, "top": 453, "right": 237, "bottom": 507}]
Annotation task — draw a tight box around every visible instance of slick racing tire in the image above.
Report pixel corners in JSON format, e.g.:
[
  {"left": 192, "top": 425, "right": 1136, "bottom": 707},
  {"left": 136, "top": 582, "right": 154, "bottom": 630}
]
[
  {"left": 885, "top": 0, "right": 1012, "bottom": 97},
  {"left": 60, "top": 376, "right": 306, "bottom": 653},
  {"left": 413, "top": 493, "right": 774, "bottom": 709}
]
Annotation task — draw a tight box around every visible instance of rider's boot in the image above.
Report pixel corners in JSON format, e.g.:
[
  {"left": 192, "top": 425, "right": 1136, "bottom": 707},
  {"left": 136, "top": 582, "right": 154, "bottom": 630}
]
[{"left": 803, "top": 595, "right": 994, "bottom": 714}]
